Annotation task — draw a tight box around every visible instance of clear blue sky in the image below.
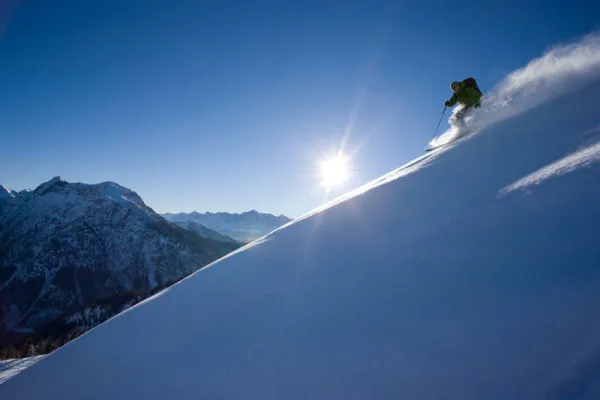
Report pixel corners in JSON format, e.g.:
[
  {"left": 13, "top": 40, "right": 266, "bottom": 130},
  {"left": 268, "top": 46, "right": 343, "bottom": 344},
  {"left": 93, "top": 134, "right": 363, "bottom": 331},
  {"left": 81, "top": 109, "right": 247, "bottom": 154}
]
[{"left": 1, "top": 0, "right": 598, "bottom": 217}]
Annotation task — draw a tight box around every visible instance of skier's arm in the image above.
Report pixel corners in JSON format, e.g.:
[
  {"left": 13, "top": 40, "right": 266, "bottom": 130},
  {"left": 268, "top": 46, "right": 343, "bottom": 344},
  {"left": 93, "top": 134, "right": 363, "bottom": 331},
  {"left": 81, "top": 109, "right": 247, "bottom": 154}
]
[{"left": 445, "top": 94, "right": 458, "bottom": 107}]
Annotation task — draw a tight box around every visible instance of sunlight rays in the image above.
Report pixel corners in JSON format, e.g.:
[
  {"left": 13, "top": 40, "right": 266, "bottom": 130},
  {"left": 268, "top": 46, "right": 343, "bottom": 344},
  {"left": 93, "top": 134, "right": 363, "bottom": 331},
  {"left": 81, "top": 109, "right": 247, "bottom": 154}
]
[{"left": 319, "top": 151, "right": 350, "bottom": 189}]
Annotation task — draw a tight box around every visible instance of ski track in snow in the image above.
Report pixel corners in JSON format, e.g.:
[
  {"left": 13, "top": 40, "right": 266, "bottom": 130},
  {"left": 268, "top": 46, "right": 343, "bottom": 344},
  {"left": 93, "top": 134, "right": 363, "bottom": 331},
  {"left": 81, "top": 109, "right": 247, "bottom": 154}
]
[{"left": 501, "top": 140, "right": 600, "bottom": 193}]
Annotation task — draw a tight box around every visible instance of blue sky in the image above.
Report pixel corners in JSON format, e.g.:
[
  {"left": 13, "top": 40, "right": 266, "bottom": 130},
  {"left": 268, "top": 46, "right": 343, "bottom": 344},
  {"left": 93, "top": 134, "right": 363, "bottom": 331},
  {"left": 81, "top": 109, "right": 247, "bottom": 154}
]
[{"left": 1, "top": 0, "right": 598, "bottom": 217}]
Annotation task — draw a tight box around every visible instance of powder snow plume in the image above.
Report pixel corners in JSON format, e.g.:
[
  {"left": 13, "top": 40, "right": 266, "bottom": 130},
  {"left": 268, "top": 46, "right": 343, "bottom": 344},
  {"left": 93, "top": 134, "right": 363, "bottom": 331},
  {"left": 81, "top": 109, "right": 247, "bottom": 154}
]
[{"left": 430, "top": 31, "right": 600, "bottom": 148}]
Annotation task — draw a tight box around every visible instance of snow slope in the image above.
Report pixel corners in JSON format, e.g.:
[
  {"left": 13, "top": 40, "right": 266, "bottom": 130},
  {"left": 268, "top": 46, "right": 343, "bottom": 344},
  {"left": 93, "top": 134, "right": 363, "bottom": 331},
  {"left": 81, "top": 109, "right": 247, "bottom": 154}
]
[
  {"left": 3, "top": 34, "right": 600, "bottom": 398},
  {"left": 0, "top": 357, "right": 44, "bottom": 386}
]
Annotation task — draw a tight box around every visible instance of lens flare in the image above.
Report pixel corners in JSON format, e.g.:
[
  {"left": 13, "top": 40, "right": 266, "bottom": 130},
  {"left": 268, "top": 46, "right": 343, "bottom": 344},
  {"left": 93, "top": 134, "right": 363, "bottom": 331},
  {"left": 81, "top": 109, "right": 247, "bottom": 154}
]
[{"left": 319, "top": 152, "right": 350, "bottom": 189}]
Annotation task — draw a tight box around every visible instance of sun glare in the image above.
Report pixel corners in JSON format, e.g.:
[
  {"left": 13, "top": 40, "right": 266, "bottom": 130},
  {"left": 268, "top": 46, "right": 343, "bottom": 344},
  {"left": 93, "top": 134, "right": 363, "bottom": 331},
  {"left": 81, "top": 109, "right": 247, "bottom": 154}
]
[{"left": 319, "top": 152, "right": 350, "bottom": 189}]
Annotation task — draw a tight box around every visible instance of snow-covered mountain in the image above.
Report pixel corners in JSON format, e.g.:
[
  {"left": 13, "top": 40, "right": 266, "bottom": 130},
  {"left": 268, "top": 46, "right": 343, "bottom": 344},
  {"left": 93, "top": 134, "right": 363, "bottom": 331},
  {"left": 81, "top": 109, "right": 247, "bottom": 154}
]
[
  {"left": 162, "top": 210, "right": 292, "bottom": 242},
  {"left": 3, "top": 34, "right": 600, "bottom": 399},
  {"left": 0, "top": 177, "right": 240, "bottom": 344},
  {"left": 171, "top": 220, "right": 237, "bottom": 244}
]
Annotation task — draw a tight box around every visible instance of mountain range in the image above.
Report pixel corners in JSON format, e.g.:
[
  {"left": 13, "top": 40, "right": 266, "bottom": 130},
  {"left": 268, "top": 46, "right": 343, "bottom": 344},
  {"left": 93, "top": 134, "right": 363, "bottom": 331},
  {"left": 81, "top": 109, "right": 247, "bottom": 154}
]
[{"left": 162, "top": 211, "right": 292, "bottom": 242}]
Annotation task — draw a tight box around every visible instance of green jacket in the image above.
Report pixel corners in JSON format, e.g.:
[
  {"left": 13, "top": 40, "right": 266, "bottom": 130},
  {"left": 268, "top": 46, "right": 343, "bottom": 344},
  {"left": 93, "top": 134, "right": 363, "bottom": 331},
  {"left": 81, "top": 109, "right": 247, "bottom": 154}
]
[{"left": 445, "top": 82, "right": 482, "bottom": 107}]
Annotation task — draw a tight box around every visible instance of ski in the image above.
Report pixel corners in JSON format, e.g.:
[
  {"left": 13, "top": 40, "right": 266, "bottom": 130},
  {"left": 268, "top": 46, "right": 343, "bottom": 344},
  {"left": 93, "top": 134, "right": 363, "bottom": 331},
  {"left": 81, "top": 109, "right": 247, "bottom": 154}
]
[{"left": 425, "top": 130, "right": 477, "bottom": 152}]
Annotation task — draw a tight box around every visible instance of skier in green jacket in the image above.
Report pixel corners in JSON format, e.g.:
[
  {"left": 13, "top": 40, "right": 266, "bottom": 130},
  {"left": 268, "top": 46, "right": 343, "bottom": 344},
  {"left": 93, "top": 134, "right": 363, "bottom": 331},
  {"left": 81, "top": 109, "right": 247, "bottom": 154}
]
[
  {"left": 445, "top": 80, "right": 482, "bottom": 109},
  {"left": 444, "top": 79, "right": 483, "bottom": 124}
]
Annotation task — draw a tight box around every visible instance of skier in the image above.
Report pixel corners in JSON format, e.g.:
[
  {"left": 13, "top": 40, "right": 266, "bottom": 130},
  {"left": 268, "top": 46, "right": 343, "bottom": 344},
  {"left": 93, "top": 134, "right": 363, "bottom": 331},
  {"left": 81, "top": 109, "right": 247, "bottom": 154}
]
[{"left": 445, "top": 78, "right": 482, "bottom": 122}]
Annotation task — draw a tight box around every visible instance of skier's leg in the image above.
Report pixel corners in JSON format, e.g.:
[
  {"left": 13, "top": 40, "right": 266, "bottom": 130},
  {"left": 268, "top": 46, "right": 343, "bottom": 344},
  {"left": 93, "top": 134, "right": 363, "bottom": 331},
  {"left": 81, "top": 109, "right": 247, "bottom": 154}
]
[{"left": 455, "top": 105, "right": 473, "bottom": 128}]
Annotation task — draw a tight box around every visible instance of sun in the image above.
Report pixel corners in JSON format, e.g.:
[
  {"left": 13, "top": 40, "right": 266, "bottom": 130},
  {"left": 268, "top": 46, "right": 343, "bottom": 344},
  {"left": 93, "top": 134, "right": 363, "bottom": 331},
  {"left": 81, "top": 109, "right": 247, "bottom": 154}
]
[{"left": 319, "top": 152, "right": 350, "bottom": 189}]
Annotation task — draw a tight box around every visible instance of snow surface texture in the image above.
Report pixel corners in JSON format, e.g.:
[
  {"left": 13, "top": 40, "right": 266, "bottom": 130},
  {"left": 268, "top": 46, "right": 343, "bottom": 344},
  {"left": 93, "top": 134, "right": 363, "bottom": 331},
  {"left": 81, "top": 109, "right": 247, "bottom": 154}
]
[
  {"left": 0, "top": 356, "right": 44, "bottom": 386},
  {"left": 3, "top": 34, "right": 600, "bottom": 399},
  {"left": 430, "top": 31, "right": 600, "bottom": 149}
]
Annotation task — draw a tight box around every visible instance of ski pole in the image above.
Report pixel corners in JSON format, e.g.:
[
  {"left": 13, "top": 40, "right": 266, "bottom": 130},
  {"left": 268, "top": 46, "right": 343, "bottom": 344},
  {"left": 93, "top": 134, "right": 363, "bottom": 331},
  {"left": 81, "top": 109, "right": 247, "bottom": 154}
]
[{"left": 431, "top": 106, "right": 447, "bottom": 140}]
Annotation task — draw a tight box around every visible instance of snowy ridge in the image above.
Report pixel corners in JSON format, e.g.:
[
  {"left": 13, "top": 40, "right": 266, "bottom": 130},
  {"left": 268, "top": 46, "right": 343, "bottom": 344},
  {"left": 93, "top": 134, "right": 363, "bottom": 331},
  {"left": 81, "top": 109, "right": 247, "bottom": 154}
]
[
  {"left": 0, "top": 185, "right": 14, "bottom": 201},
  {"left": 3, "top": 34, "right": 600, "bottom": 398},
  {"left": 24, "top": 176, "right": 153, "bottom": 217}
]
